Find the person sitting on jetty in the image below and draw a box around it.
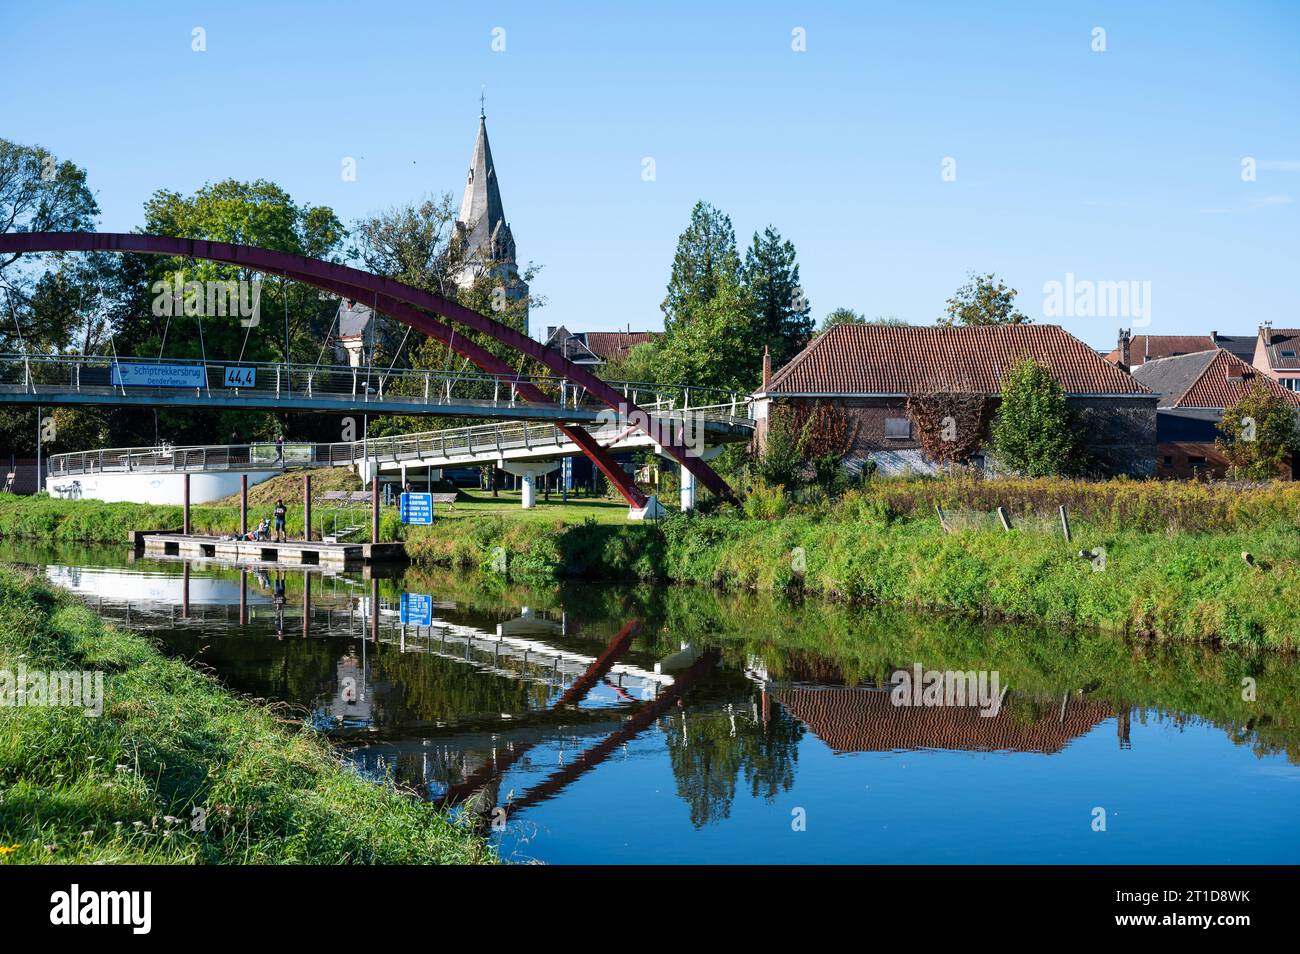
[273,499,287,542]
[254,517,271,542]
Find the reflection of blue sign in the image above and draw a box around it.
[400,492,433,525]
[112,361,207,388]
[400,593,432,626]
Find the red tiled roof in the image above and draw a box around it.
[1103,334,1215,367]
[765,324,1151,396]
[1258,329,1300,371]
[1160,349,1300,409]
[582,331,659,361]
[772,686,1112,755]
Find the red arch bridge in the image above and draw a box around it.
[0,232,753,517]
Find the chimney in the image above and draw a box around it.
[1117,328,1131,371]
[761,345,772,391]
[1210,330,1219,344]
[1262,322,1273,347]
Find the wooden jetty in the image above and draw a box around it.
[133,531,404,568]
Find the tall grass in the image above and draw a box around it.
[0,568,495,864]
[406,511,1300,649]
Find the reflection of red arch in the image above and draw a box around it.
[0,232,737,507]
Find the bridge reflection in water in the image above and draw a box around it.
[22,544,1300,863]
[43,558,1145,826]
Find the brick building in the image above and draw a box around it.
[1131,348,1300,479]
[752,323,1157,477]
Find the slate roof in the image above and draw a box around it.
[336,299,374,339]
[456,114,516,265]
[1132,349,1300,409]
[763,324,1151,396]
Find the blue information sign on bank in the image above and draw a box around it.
[400,593,432,626]
[399,492,433,525]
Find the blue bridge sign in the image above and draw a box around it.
[399,492,433,525]
[400,593,433,626]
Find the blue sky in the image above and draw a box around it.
[4,0,1297,350]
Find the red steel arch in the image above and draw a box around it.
[0,231,738,507]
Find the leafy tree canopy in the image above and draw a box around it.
[940,271,1031,326]
[990,358,1082,476]
[1216,382,1300,480]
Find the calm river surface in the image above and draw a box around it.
[11,541,1300,864]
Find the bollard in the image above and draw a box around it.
[1059,504,1072,542]
[997,506,1012,532]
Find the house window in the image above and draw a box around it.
[1188,455,1207,466]
[884,416,912,439]
[1282,350,1297,358]
[1285,378,1300,392]
[1163,455,1173,467]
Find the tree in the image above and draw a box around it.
[601,339,659,383]
[351,195,544,438]
[655,202,760,393]
[653,269,755,393]
[0,139,99,303]
[102,179,345,446]
[662,201,742,333]
[940,272,1031,326]
[817,309,908,334]
[1216,383,1300,480]
[742,226,812,369]
[989,359,1082,476]
[819,307,864,332]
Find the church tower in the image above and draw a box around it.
[454,106,529,335]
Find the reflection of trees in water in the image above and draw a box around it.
[659,699,803,829]
[367,649,553,726]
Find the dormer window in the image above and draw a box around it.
[1281,350,1296,358]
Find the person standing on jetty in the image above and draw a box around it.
[273,499,287,542]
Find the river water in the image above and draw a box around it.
[11,541,1300,864]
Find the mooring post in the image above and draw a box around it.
[303,472,312,542]
[303,572,311,639]
[183,473,191,535]
[935,504,950,533]
[371,475,380,543]
[997,506,1012,532]
[240,474,248,537]
[1059,504,1072,542]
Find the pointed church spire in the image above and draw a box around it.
[452,107,529,335]
[456,108,513,267]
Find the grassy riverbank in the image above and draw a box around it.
[0,567,495,864]
[404,491,1300,649]
[4,479,1299,648]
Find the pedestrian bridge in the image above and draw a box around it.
[0,351,741,423]
[45,402,754,512]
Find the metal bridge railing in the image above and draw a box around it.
[0,352,743,413]
[45,403,754,479]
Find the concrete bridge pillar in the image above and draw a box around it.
[680,467,696,513]
[500,460,561,509]
[670,445,723,514]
